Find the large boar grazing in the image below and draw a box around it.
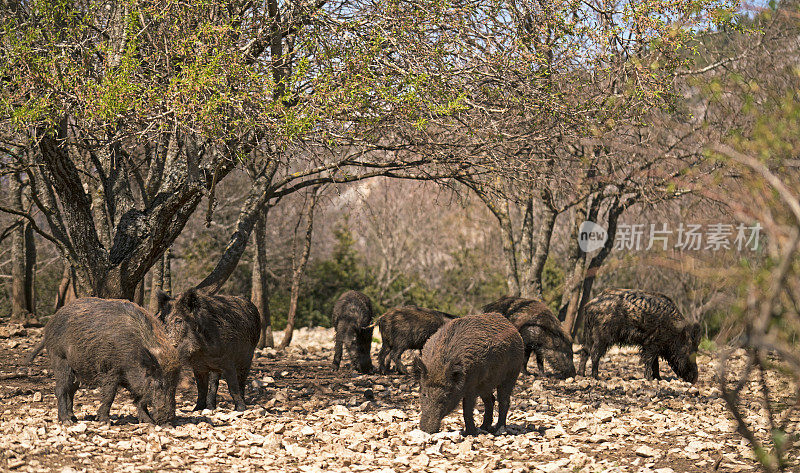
[157,288,260,411]
[27,298,180,425]
[331,290,375,373]
[578,288,701,383]
[413,313,524,435]
[375,306,456,375]
[482,296,575,378]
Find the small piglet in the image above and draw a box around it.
[414,313,524,435]
[157,288,260,411]
[28,297,181,425]
[578,288,701,382]
[331,290,375,374]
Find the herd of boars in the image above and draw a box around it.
[28,286,702,437]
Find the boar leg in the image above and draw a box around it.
[461,394,479,436]
[53,357,79,424]
[207,372,220,410]
[578,348,589,376]
[392,348,408,375]
[236,365,251,397]
[332,330,344,370]
[193,369,210,411]
[222,366,247,411]
[590,344,607,379]
[494,381,515,432]
[136,402,155,424]
[535,351,545,376]
[520,347,532,375]
[642,351,661,380]
[378,343,390,374]
[480,393,495,431]
[96,378,118,423]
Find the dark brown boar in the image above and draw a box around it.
[156,288,260,411]
[413,313,524,435]
[331,290,375,373]
[578,288,701,383]
[27,298,180,425]
[375,306,456,374]
[482,296,575,378]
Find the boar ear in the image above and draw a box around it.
[412,356,427,380]
[141,348,164,379]
[691,323,702,346]
[449,363,464,385]
[156,291,172,311]
[180,288,199,312]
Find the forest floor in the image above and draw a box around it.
[0,322,777,473]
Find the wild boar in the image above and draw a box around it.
[578,288,701,382]
[28,297,180,425]
[414,313,524,435]
[331,290,375,373]
[157,288,260,411]
[482,296,575,378]
[375,306,456,374]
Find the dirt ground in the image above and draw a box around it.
[0,323,772,473]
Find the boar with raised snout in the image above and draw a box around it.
[482,296,575,378]
[414,313,524,435]
[578,288,701,383]
[375,306,456,375]
[331,290,375,374]
[27,298,181,425]
[157,288,260,411]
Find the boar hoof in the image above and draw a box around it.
[234,403,246,412]
[461,427,488,437]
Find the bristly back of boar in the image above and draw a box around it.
[579,288,701,383]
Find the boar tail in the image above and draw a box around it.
[366,313,386,329]
[27,339,46,363]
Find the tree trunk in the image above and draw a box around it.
[163,248,172,294]
[24,221,36,317]
[9,173,27,321]
[496,200,521,296]
[559,192,598,333]
[134,278,145,306]
[521,196,557,299]
[55,266,77,310]
[148,252,165,314]
[278,188,320,350]
[570,196,634,338]
[252,210,274,348]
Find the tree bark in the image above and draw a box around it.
[521,195,557,299]
[559,192,597,333]
[134,278,145,306]
[163,248,172,294]
[24,221,36,317]
[55,266,77,310]
[9,173,27,321]
[278,188,320,350]
[148,252,165,314]
[252,210,274,348]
